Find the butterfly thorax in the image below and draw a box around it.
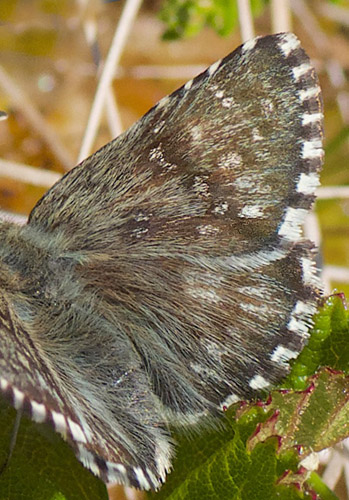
[0,221,78,303]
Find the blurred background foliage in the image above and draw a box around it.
[159,0,269,39]
[0,1,348,498]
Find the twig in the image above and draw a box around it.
[291,0,329,51]
[105,90,123,138]
[321,448,347,489]
[321,265,349,285]
[317,186,349,200]
[271,0,292,33]
[317,2,349,27]
[0,65,73,170]
[79,0,123,139]
[304,212,321,248]
[0,159,61,188]
[0,210,27,225]
[237,0,255,42]
[78,0,143,162]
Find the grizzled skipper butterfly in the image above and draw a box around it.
[0,33,323,489]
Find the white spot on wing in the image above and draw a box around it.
[240,302,269,316]
[285,298,318,342]
[242,37,258,52]
[252,128,263,141]
[262,98,274,116]
[68,418,87,443]
[238,285,271,300]
[36,372,49,391]
[270,345,299,365]
[299,86,321,102]
[278,33,300,57]
[16,352,31,371]
[278,207,308,240]
[106,461,128,483]
[239,205,264,218]
[134,467,151,490]
[287,316,309,337]
[187,287,221,303]
[301,256,320,287]
[13,387,24,409]
[149,144,177,170]
[51,410,67,435]
[302,139,323,159]
[297,172,320,195]
[190,362,222,380]
[234,175,255,190]
[135,211,150,222]
[208,59,221,76]
[145,468,159,487]
[249,375,271,390]
[156,95,170,110]
[219,152,242,169]
[220,393,240,410]
[191,125,202,142]
[222,97,234,108]
[213,201,228,215]
[31,400,47,423]
[74,411,93,442]
[184,79,193,91]
[154,120,165,134]
[293,300,317,317]
[0,378,8,391]
[133,227,149,238]
[302,113,323,126]
[78,444,100,477]
[193,176,210,197]
[155,437,172,482]
[197,224,219,235]
[202,337,228,360]
[221,247,287,271]
[292,62,312,81]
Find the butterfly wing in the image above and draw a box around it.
[29,32,323,404]
[1,33,323,488]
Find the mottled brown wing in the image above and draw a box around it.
[6,33,323,488]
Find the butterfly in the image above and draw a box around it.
[0,32,323,489]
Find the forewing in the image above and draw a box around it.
[29,34,322,257]
[17,33,325,485]
[29,33,323,408]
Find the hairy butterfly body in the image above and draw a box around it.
[0,33,323,489]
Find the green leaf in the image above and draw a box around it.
[148,369,348,500]
[159,0,269,40]
[307,473,340,500]
[270,370,349,453]
[0,398,108,500]
[285,294,349,390]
